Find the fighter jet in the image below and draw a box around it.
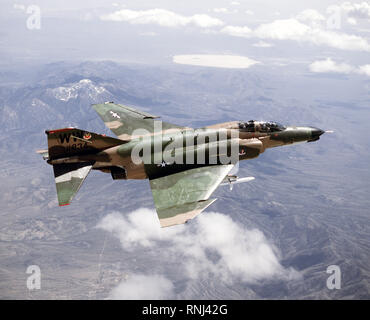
[37,102,326,227]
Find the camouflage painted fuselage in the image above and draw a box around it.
[39,103,325,227]
[76,122,322,180]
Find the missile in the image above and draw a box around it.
[221,176,255,190]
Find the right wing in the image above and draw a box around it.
[92,102,187,140]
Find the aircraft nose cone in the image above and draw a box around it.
[311,127,325,139]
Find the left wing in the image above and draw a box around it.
[149,164,234,227]
[92,102,187,140]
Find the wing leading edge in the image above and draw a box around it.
[149,164,234,227]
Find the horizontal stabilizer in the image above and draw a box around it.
[36,149,49,160]
[53,162,93,206]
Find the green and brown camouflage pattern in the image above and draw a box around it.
[149,165,233,227]
[53,162,93,206]
[92,102,187,140]
[38,102,325,227]
[46,127,124,160]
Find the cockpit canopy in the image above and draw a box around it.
[238,120,286,133]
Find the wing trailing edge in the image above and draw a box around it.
[157,199,217,227]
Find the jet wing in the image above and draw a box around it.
[149,164,234,227]
[92,102,187,140]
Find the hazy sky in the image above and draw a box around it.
[1,0,370,71]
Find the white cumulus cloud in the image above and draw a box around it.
[296,9,326,28]
[100,8,224,28]
[296,9,326,22]
[98,6,370,52]
[328,1,370,25]
[357,64,370,76]
[194,212,291,282]
[221,25,253,38]
[309,58,354,73]
[347,17,358,25]
[221,6,370,52]
[254,19,311,41]
[252,41,274,48]
[97,208,299,299]
[254,18,370,51]
[109,274,174,299]
[96,209,183,249]
[309,58,370,76]
[344,1,370,25]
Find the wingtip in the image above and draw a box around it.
[59,203,70,207]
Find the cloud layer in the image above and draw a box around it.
[329,1,370,25]
[309,58,354,74]
[309,58,370,76]
[109,274,174,300]
[97,208,299,299]
[222,16,370,52]
[99,5,370,52]
[100,8,224,28]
